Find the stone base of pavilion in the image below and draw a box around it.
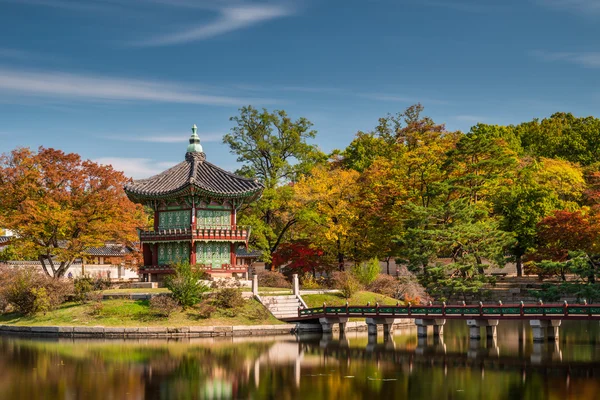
[138,265,250,282]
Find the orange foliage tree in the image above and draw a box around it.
[0,147,147,278]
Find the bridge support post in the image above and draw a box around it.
[365,318,396,336]
[467,319,499,340]
[414,319,446,337]
[530,320,561,342]
[319,317,349,333]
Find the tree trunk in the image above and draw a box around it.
[386,257,390,275]
[516,254,523,277]
[337,237,344,271]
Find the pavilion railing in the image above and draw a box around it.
[139,226,250,241]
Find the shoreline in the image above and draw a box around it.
[0,319,415,338]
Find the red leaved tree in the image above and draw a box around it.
[272,241,324,276]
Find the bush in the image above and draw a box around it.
[197,301,216,319]
[149,295,179,317]
[300,273,323,289]
[165,263,210,308]
[352,258,381,286]
[73,276,94,303]
[332,271,361,299]
[256,270,290,288]
[368,274,402,298]
[211,288,245,309]
[0,268,73,315]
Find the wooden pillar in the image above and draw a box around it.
[152,243,158,265]
[142,243,152,265]
[154,210,159,230]
[190,241,196,264]
[230,242,237,266]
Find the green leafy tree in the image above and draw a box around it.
[223,106,325,266]
[515,112,600,166]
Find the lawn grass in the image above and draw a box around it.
[302,291,400,308]
[0,298,283,327]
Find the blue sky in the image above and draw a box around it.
[1,0,599,178]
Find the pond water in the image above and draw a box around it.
[0,320,599,399]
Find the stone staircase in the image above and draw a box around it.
[261,295,304,319]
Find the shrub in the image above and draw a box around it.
[149,295,179,318]
[197,301,217,319]
[352,258,381,286]
[73,276,94,303]
[165,263,210,309]
[211,288,245,309]
[395,265,431,304]
[30,287,51,315]
[300,273,323,289]
[0,268,73,315]
[368,274,402,298]
[256,270,291,288]
[332,271,361,299]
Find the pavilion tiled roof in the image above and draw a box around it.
[0,236,11,244]
[124,152,263,201]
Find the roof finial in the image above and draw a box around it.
[186,123,203,154]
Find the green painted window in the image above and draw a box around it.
[196,209,231,228]
[196,242,230,268]
[158,210,191,230]
[157,242,190,265]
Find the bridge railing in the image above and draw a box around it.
[297,302,600,320]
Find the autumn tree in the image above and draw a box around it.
[271,240,324,276]
[0,147,147,278]
[492,158,583,276]
[532,210,600,282]
[223,106,325,265]
[293,165,360,271]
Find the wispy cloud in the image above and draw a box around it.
[532,50,600,68]
[95,157,178,179]
[135,3,294,46]
[100,132,223,143]
[0,67,275,105]
[535,0,600,14]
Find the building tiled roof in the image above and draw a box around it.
[0,236,11,244]
[85,245,133,257]
[124,152,263,200]
[235,248,262,258]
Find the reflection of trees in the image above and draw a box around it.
[0,328,599,400]
[0,338,272,400]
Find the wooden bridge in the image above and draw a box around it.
[283,302,600,341]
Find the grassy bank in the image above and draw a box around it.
[0,298,282,327]
[102,287,291,295]
[302,291,400,308]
